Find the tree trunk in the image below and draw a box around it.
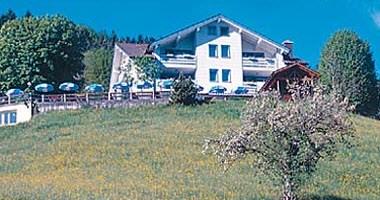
[152,79,156,105]
[282,176,297,200]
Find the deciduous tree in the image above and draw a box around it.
[0,15,90,90]
[83,48,113,88]
[204,84,354,200]
[134,56,161,99]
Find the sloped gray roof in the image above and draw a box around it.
[151,14,289,53]
[117,43,150,57]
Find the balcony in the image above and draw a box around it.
[157,54,196,69]
[242,57,277,69]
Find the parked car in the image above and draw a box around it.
[234,85,257,95]
[136,81,153,90]
[234,86,249,94]
[209,86,227,94]
[160,79,173,90]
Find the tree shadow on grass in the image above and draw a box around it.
[301,194,352,200]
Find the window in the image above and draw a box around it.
[221,45,230,58]
[220,27,229,36]
[252,52,265,58]
[10,112,16,124]
[208,26,217,35]
[209,69,218,82]
[242,52,265,58]
[3,112,9,125]
[222,69,231,82]
[209,44,218,58]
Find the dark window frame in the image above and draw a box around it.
[221,45,231,58]
[209,68,219,82]
[220,27,229,36]
[207,26,217,36]
[208,44,218,58]
[222,69,231,82]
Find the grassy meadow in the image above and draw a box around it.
[0,101,379,199]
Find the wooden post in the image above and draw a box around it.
[277,80,280,91]
[42,94,45,103]
[152,91,155,105]
[8,96,11,104]
[108,92,111,101]
[63,94,67,103]
[85,93,89,104]
[152,79,156,105]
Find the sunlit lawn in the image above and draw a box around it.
[0,101,379,199]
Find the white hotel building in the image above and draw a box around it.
[110,14,294,93]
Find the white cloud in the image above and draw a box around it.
[371,11,380,28]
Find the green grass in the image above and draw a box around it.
[0,101,379,199]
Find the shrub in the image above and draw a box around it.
[169,73,198,105]
[203,84,355,200]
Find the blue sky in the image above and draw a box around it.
[1,0,380,73]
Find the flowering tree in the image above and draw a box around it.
[203,84,355,200]
[134,56,161,100]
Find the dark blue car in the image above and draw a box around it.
[234,86,248,94]
[209,86,227,94]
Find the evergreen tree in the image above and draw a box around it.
[110,30,118,47]
[24,10,33,18]
[0,9,16,28]
[319,30,378,116]
[148,37,156,43]
[137,34,144,44]
[169,73,198,105]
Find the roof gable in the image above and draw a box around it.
[151,14,289,53]
[260,63,320,91]
[116,43,150,57]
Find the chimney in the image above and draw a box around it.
[282,40,294,58]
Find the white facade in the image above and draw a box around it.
[109,45,134,90]
[110,14,290,93]
[0,103,32,127]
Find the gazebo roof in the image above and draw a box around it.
[260,62,320,92]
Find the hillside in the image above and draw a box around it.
[0,101,379,199]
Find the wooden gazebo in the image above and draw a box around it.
[260,62,320,96]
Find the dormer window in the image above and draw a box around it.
[220,27,229,36]
[208,26,217,36]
